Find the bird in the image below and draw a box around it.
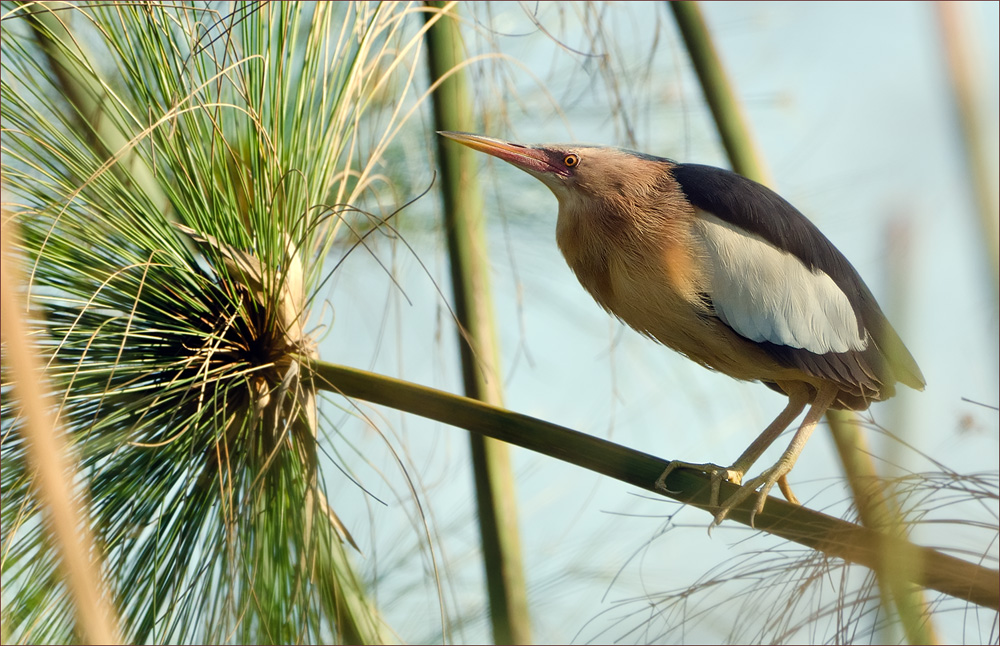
[439,131,926,526]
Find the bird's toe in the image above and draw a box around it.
[776,473,799,505]
[714,463,793,527]
[656,460,743,509]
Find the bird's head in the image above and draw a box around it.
[438,131,675,214]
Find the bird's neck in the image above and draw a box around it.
[555,199,617,308]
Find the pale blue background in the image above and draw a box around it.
[321,2,999,643]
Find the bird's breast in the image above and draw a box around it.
[556,199,706,345]
[556,194,701,309]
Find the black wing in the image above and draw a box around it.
[672,163,925,403]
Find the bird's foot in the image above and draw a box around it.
[712,461,796,527]
[655,460,744,509]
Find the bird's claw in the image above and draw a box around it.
[656,460,800,528]
[711,462,792,527]
[655,460,744,509]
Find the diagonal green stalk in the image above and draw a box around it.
[669,2,939,641]
[668,1,771,184]
[828,411,939,645]
[936,2,1000,301]
[423,3,531,643]
[309,359,999,611]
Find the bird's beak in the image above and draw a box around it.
[438,131,563,176]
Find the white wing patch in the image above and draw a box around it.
[694,211,867,354]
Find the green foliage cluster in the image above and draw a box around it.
[1,3,430,641]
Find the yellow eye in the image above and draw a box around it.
[563,154,579,168]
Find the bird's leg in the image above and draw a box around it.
[713,383,839,527]
[721,386,810,495]
[654,388,808,507]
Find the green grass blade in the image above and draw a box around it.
[423,3,531,643]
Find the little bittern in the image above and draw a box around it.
[440,131,925,525]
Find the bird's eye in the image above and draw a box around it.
[563,154,579,168]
